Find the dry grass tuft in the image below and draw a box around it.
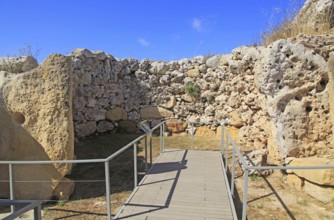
[261,0,334,46]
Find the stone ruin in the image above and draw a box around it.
[0,0,333,204]
[0,54,74,200]
[69,37,334,165]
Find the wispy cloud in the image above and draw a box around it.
[191,16,217,32]
[192,18,203,32]
[138,38,150,46]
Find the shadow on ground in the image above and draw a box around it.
[67,132,147,200]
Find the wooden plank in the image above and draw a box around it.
[115,149,234,220]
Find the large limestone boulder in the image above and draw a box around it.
[304,180,334,203]
[254,40,332,161]
[106,107,127,121]
[288,157,334,186]
[1,54,74,175]
[0,98,74,200]
[328,54,334,152]
[0,56,38,73]
[293,0,334,31]
[75,121,97,137]
[140,106,173,119]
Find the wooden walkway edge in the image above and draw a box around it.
[114,149,236,220]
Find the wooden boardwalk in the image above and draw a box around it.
[115,149,236,220]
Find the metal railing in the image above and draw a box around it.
[0,200,42,220]
[3,120,331,219]
[220,124,334,220]
[0,121,166,220]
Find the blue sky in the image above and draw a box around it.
[0,0,303,63]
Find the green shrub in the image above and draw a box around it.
[250,174,258,181]
[57,200,65,206]
[184,81,200,97]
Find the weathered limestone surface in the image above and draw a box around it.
[254,39,333,163]
[304,180,334,203]
[0,98,74,200]
[288,157,334,186]
[2,54,74,175]
[140,106,173,119]
[293,0,334,31]
[286,174,303,191]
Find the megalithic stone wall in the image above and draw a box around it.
[69,35,334,165]
[0,54,75,200]
[328,53,334,148]
[0,35,333,202]
[2,54,74,176]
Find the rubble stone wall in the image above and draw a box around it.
[70,34,334,165]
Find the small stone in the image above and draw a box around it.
[206,55,222,69]
[76,121,97,138]
[106,107,127,121]
[97,121,115,133]
[186,68,200,78]
[166,119,188,133]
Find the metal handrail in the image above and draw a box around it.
[220,124,334,220]
[0,121,166,220]
[106,134,146,161]
[0,158,107,165]
[225,131,247,168]
[0,200,42,220]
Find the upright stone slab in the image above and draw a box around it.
[0,98,74,200]
[2,54,74,175]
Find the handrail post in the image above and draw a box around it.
[231,144,236,197]
[160,124,163,154]
[104,161,111,220]
[134,143,138,188]
[144,135,148,173]
[34,203,42,220]
[162,122,165,152]
[225,134,229,169]
[149,133,153,167]
[242,168,249,220]
[191,123,194,150]
[221,125,224,155]
[9,164,14,213]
